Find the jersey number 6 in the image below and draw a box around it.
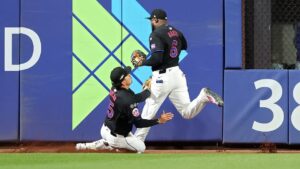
[170,40,178,58]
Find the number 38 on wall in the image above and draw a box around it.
[253,79,300,132]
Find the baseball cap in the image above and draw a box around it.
[110,66,132,86]
[146,9,168,20]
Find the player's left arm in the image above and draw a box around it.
[142,52,164,67]
[133,89,151,103]
[133,112,174,128]
[142,33,164,67]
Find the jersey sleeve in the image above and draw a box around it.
[142,33,165,67]
[133,117,159,128]
[134,89,151,103]
[180,33,188,50]
[149,32,165,53]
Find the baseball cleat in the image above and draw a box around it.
[204,88,224,107]
[75,143,87,150]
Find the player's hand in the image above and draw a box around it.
[131,50,146,68]
[143,78,152,90]
[158,112,174,124]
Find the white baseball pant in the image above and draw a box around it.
[83,124,146,153]
[134,66,209,141]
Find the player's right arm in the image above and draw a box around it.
[181,33,188,50]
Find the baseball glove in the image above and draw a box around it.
[131,50,146,67]
[142,78,152,90]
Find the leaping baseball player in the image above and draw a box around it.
[131,9,224,141]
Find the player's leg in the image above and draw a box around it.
[75,139,112,150]
[123,133,146,153]
[134,73,170,141]
[96,125,135,151]
[170,88,223,119]
[167,67,205,119]
[169,69,223,119]
[134,93,168,141]
[168,83,209,119]
[101,132,146,153]
[75,125,113,150]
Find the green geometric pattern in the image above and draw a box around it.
[114,36,148,67]
[72,57,89,91]
[73,0,128,51]
[72,76,108,130]
[73,17,108,71]
[94,57,120,88]
[72,0,147,130]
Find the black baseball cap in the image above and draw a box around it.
[146,9,168,20]
[110,66,132,87]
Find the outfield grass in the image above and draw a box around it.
[0,153,300,169]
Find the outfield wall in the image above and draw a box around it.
[0,0,20,141]
[0,0,299,144]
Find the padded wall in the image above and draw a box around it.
[0,0,20,141]
[223,70,288,143]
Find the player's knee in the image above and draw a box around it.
[136,143,146,153]
[182,114,193,119]
[180,111,193,119]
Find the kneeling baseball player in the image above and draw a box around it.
[76,66,173,153]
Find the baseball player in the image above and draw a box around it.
[76,66,173,153]
[132,9,224,141]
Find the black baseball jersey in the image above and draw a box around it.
[144,24,187,71]
[104,88,159,137]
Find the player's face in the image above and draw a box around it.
[123,74,132,87]
[150,18,157,31]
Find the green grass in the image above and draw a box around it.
[0,153,300,169]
